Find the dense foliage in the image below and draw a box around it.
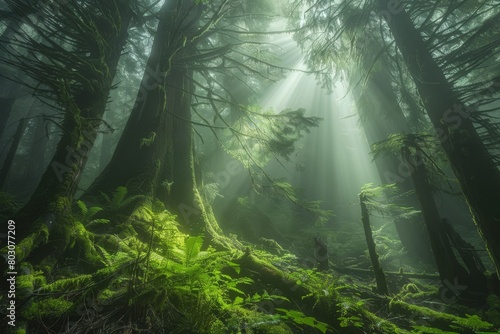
[0,0,500,333]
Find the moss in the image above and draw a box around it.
[0,191,20,218]
[209,319,229,333]
[484,294,500,326]
[37,256,57,276]
[95,234,123,252]
[255,323,293,334]
[40,274,92,293]
[363,309,411,334]
[49,196,72,215]
[14,224,49,263]
[97,288,127,306]
[17,267,46,299]
[403,283,420,294]
[71,228,103,265]
[22,297,73,319]
[389,300,493,332]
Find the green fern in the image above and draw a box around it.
[100,186,146,212]
[75,200,107,227]
[184,236,204,266]
[276,308,330,333]
[360,183,418,218]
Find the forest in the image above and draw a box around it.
[0,0,500,333]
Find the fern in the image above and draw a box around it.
[360,183,418,218]
[111,186,128,209]
[75,200,105,227]
[100,186,146,212]
[202,183,223,204]
[184,235,204,266]
[276,308,330,333]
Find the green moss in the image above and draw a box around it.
[23,297,73,319]
[389,300,493,332]
[37,256,57,276]
[255,323,293,334]
[17,268,46,299]
[0,191,20,218]
[40,274,92,293]
[72,229,102,265]
[483,294,500,326]
[50,196,72,213]
[14,224,49,263]
[209,319,229,333]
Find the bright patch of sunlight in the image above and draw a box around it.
[260,33,381,223]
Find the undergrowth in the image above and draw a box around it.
[4,189,499,334]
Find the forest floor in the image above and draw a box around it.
[2,196,500,334]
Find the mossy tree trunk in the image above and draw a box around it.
[86,1,201,203]
[86,1,233,245]
[10,0,134,264]
[376,0,500,277]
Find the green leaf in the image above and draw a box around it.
[184,235,203,266]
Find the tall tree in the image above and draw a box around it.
[375,0,500,276]
[3,0,135,263]
[286,0,500,276]
[349,36,432,261]
[87,0,323,238]
[86,0,210,230]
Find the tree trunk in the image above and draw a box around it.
[0,117,25,189]
[85,2,205,222]
[14,1,134,248]
[0,18,22,142]
[314,236,330,271]
[350,54,432,261]
[377,0,500,277]
[85,2,236,247]
[403,147,470,290]
[98,128,113,173]
[0,97,15,141]
[86,1,190,201]
[24,116,48,182]
[359,192,389,295]
[443,219,487,290]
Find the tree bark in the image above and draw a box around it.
[0,18,22,142]
[0,97,15,141]
[0,117,25,189]
[24,116,48,182]
[359,192,389,295]
[350,50,432,261]
[86,1,185,200]
[403,147,470,290]
[443,219,487,290]
[15,1,134,244]
[85,1,210,232]
[377,0,500,277]
[98,128,113,174]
